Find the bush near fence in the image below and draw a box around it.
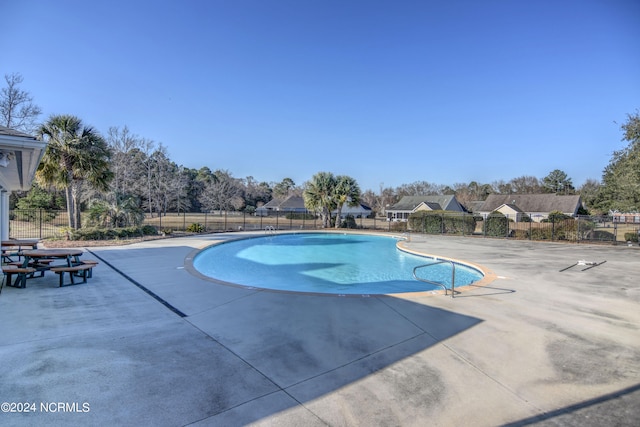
[408,211,476,235]
[7,209,633,245]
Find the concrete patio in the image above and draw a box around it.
[0,232,639,426]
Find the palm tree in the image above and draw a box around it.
[303,172,337,228]
[87,194,144,228]
[333,175,361,228]
[37,115,112,229]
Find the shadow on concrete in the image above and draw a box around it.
[454,283,516,298]
[88,245,485,424]
[502,382,640,427]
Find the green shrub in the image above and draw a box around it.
[528,220,580,241]
[186,223,205,233]
[624,232,638,242]
[511,229,529,239]
[575,218,597,240]
[541,210,571,223]
[408,211,475,234]
[285,212,316,220]
[485,212,509,237]
[390,221,407,232]
[589,230,615,241]
[68,225,155,241]
[141,225,158,235]
[530,227,552,240]
[340,215,357,229]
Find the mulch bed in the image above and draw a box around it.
[39,235,172,249]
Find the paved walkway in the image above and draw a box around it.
[0,232,639,426]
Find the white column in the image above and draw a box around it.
[1,190,9,241]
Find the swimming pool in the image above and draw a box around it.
[192,233,484,295]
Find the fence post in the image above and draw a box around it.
[39,209,43,239]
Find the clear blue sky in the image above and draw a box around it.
[2,0,639,192]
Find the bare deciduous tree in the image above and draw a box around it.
[0,72,42,134]
[199,170,244,213]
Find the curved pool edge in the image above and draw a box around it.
[395,240,498,297]
[183,230,496,298]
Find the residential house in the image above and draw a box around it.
[332,202,372,219]
[256,195,372,219]
[0,126,47,240]
[476,194,583,222]
[386,195,466,222]
[611,211,640,224]
[255,195,308,216]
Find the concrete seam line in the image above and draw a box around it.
[86,249,187,318]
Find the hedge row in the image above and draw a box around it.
[408,211,476,234]
[68,225,158,240]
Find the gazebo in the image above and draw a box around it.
[0,126,47,240]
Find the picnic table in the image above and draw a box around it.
[1,239,40,262]
[1,239,40,249]
[3,248,96,288]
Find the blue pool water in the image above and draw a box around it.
[193,233,483,295]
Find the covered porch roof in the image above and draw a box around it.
[0,125,47,240]
[0,125,47,192]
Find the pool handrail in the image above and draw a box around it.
[412,259,456,298]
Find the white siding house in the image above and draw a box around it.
[0,126,47,240]
[387,195,465,222]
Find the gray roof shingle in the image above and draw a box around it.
[478,194,582,214]
[0,125,37,139]
[390,195,457,211]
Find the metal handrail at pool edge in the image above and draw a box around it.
[412,260,456,298]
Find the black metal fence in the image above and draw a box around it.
[8,209,635,244]
[401,212,629,243]
[9,210,70,240]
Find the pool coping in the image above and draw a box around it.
[4,232,639,425]
[183,230,497,298]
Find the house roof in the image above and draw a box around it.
[259,197,283,209]
[258,195,307,211]
[0,125,37,139]
[478,194,582,214]
[389,195,457,211]
[279,195,306,210]
[416,201,442,210]
[333,203,372,214]
[498,203,525,213]
[467,200,486,213]
[0,125,47,192]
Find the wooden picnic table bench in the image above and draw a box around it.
[2,265,37,288]
[50,264,95,287]
[2,249,98,288]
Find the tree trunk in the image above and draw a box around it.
[71,181,82,229]
[334,207,343,228]
[322,207,331,228]
[65,186,75,229]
